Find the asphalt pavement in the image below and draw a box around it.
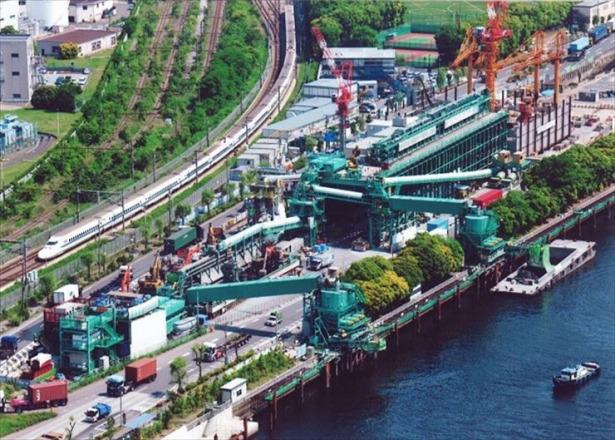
[7,294,304,440]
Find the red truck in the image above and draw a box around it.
[106,358,157,397]
[9,381,68,412]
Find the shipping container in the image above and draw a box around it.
[589,24,608,44]
[471,188,503,209]
[52,284,79,305]
[568,37,590,54]
[27,381,68,405]
[163,227,198,254]
[125,358,157,385]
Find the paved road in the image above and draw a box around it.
[1,134,55,170]
[3,201,246,352]
[7,294,305,440]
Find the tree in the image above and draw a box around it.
[0,25,18,34]
[55,82,80,112]
[155,218,165,240]
[201,189,214,212]
[103,415,116,440]
[592,15,600,25]
[221,182,236,198]
[174,204,191,225]
[65,416,76,440]
[139,220,152,250]
[343,256,393,282]
[81,252,95,279]
[191,343,205,380]
[38,273,57,305]
[356,270,409,315]
[59,42,79,59]
[170,356,188,392]
[31,86,57,110]
[240,169,258,196]
[392,253,424,289]
[436,67,448,89]
[403,234,463,286]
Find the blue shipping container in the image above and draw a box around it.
[568,36,589,53]
[589,24,608,43]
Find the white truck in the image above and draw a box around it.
[307,251,334,271]
[52,284,79,305]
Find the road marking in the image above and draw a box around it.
[183,351,191,357]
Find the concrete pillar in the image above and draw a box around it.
[325,362,331,389]
[416,312,422,334]
[437,297,442,322]
[456,286,462,311]
[243,417,248,440]
[394,321,399,348]
[298,378,305,406]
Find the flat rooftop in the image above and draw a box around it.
[328,47,396,60]
[38,29,117,44]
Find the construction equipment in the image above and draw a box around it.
[312,26,354,151]
[138,254,163,294]
[451,27,481,95]
[481,0,512,110]
[119,265,133,292]
[512,30,567,106]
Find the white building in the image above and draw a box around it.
[26,0,70,29]
[321,47,396,80]
[573,0,615,27]
[0,33,35,102]
[303,78,359,100]
[0,0,20,31]
[69,0,114,23]
[38,28,118,57]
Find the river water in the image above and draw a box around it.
[257,215,615,440]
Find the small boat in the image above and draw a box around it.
[553,362,600,390]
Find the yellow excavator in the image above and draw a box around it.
[138,253,164,294]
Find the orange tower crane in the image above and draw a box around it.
[450,27,480,95]
[312,26,354,150]
[512,30,567,106]
[481,0,512,110]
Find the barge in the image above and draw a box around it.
[491,239,596,296]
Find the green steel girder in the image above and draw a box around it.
[185,274,321,303]
[382,111,509,178]
[371,93,491,163]
[389,196,468,215]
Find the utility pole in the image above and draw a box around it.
[120,189,125,231]
[167,189,173,229]
[194,151,199,186]
[76,186,80,223]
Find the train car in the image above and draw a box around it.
[37,3,297,262]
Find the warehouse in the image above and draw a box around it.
[302,78,359,100]
[320,47,396,80]
[37,28,119,56]
[262,101,358,141]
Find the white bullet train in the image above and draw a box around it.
[38,5,297,261]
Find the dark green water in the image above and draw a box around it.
[258,216,615,440]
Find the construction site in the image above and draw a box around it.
[1,1,614,439]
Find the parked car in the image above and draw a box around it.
[352,237,370,252]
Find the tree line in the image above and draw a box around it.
[436,1,573,64]
[343,233,464,315]
[309,0,407,47]
[492,134,615,237]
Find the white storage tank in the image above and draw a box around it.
[26,0,69,29]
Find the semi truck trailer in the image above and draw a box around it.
[106,358,157,396]
[9,381,68,412]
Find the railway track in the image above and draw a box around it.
[0,252,41,287]
[0,1,295,290]
[202,0,226,73]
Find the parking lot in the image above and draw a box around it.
[40,69,89,88]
